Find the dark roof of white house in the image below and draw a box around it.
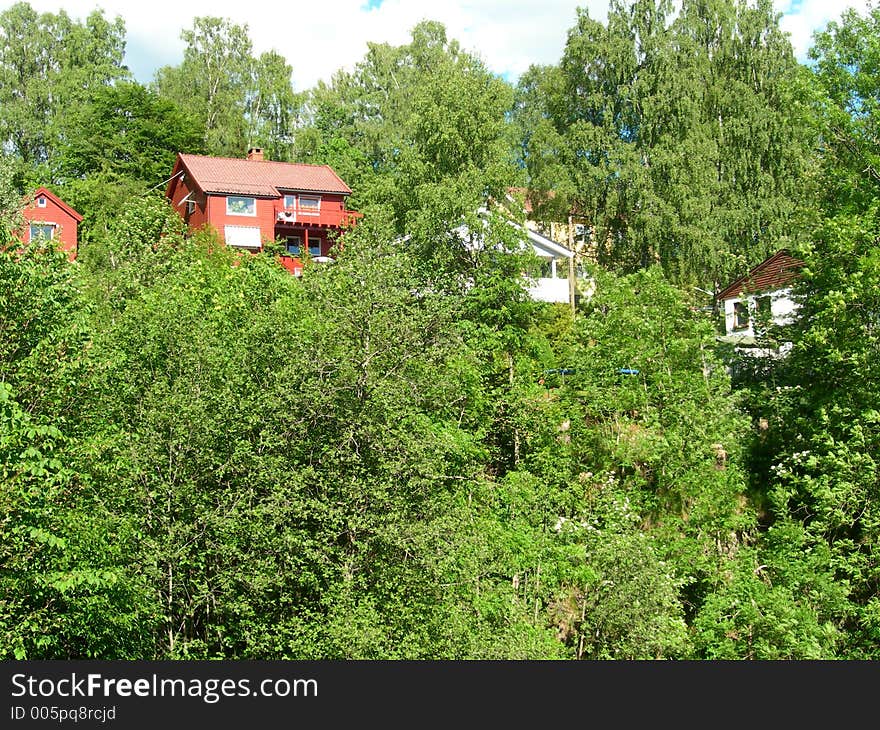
[717,249,804,300]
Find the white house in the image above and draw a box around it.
[447,210,578,306]
[522,226,575,305]
[716,249,804,350]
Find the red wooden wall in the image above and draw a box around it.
[21,190,80,261]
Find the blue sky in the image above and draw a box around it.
[7,0,869,90]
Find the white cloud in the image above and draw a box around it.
[4,0,872,89]
[3,0,605,88]
[774,0,869,60]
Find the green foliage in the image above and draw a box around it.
[77,192,189,278]
[571,267,751,524]
[0,239,82,403]
[578,529,690,659]
[0,155,23,245]
[734,4,880,660]
[516,0,815,288]
[54,82,204,189]
[59,229,513,657]
[0,241,154,658]
[551,268,758,658]
[153,17,253,156]
[748,210,880,658]
[0,380,155,659]
[4,0,880,661]
[809,3,880,212]
[1,193,866,660]
[0,2,127,183]
[247,50,303,162]
[304,21,518,236]
[693,543,839,659]
[154,17,302,159]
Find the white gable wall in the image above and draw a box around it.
[722,288,798,337]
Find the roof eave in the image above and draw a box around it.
[715,250,801,301]
[524,227,573,258]
[30,186,83,222]
[165,155,195,200]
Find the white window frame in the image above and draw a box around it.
[29,222,56,242]
[37,196,47,208]
[226,196,257,217]
[283,194,296,210]
[298,195,321,215]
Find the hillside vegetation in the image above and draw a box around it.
[1,0,879,658]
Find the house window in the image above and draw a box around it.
[29,223,55,242]
[733,301,750,330]
[226,196,256,216]
[186,200,196,216]
[308,238,322,257]
[223,225,262,249]
[285,236,301,255]
[37,196,47,208]
[283,194,296,209]
[299,196,321,215]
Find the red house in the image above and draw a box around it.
[165,148,360,274]
[20,187,82,261]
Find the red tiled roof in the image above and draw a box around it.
[716,249,805,300]
[178,153,352,197]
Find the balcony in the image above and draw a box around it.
[274,202,362,229]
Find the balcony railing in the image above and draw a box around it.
[527,276,570,304]
[274,203,362,228]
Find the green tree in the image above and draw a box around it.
[304,21,518,237]
[50,82,204,246]
[0,240,154,659]
[155,17,301,159]
[245,51,302,162]
[748,211,880,658]
[154,17,254,157]
[517,0,814,289]
[548,267,757,657]
[0,2,127,184]
[0,155,23,245]
[732,2,880,660]
[64,227,496,657]
[54,81,204,188]
[809,3,880,212]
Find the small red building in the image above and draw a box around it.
[21,187,82,261]
[165,148,360,274]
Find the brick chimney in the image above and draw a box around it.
[247,147,265,161]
